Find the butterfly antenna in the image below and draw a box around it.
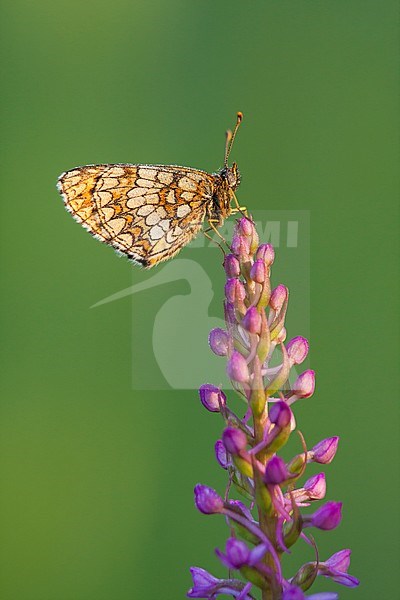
[224,111,243,167]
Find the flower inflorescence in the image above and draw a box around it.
[188,218,358,600]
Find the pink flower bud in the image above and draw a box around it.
[264,456,290,484]
[242,306,262,334]
[306,501,343,530]
[214,439,231,469]
[303,472,326,500]
[198,384,226,412]
[269,401,292,427]
[250,259,266,283]
[225,278,246,304]
[194,484,224,514]
[223,538,250,568]
[256,243,275,266]
[286,336,309,364]
[237,217,254,237]
[227,351,249,382]
[310,437,339,464]
[293,370,315,399]
[222,427,247,455]
[231,234,250,258]
[270,284,288,311]
[208,328,230,356]
[223,254,241,278]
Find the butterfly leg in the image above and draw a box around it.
[203,227,226,257]
[231,192,248,217]
[207,219,232,250]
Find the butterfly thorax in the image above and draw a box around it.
[209,163,241,225]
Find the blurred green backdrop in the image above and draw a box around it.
[0,1,398,598]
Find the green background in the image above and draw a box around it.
[0,1,398,598]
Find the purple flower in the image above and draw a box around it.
[209,328,230,356]
[189,215,357,598]
[283,587,338,600]
[256,243,275,265]
[319,549,360,587]
[270,284,288,311]
[289,370,315,402]
[225,278,246,304]
[242,306,262,333]
[286,336,309,365]
[264,456,291,484]
[215,439,231,469]
[222,427,248,455]
[216,538,269,571]
[269,400,292,427]
[187,567,253,598]
[216,538,250,569]
[194,484,224,514]
[224,253,241,278]
[227,499,256,522]
[198,384,226,412]
[309,437,339,464]
[227,350,249,382]
[304,501,343,530]
[237,217,254,237]
[250,259,266,283]
[301,472,327,501]
[231,233,251,259]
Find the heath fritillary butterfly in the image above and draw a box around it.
[57,113,243,268]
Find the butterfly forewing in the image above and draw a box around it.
[58,164,216,267]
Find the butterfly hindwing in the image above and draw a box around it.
[57,164,215,267]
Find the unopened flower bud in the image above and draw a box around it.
[227,350,249,382]
[305,501,343,530]
[223,254,241,278]
[237,217,254,237]
[270,284,288,311]
[231,234,251,258]
[215,439,231,469]
[242,306,262,334]
[222,427,247,455]
[269,401,292,428]
[303,472,326,500]
[194,484,224,514]
[293,370,315,399]
[224,538,250,568]
[208,328,230,356]
[286,336,309,365]
[250,259,266,283]
[264,456,291,484]
[256,243,275,266]
[310,437,339,464]
[198,384,226,412]
[225,278,246,304]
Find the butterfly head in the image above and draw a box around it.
[220,162,241,190]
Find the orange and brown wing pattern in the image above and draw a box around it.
[57,164,215,267]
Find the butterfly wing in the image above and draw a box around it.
[57,164,216,267]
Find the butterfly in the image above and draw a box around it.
[57,112,243,268]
